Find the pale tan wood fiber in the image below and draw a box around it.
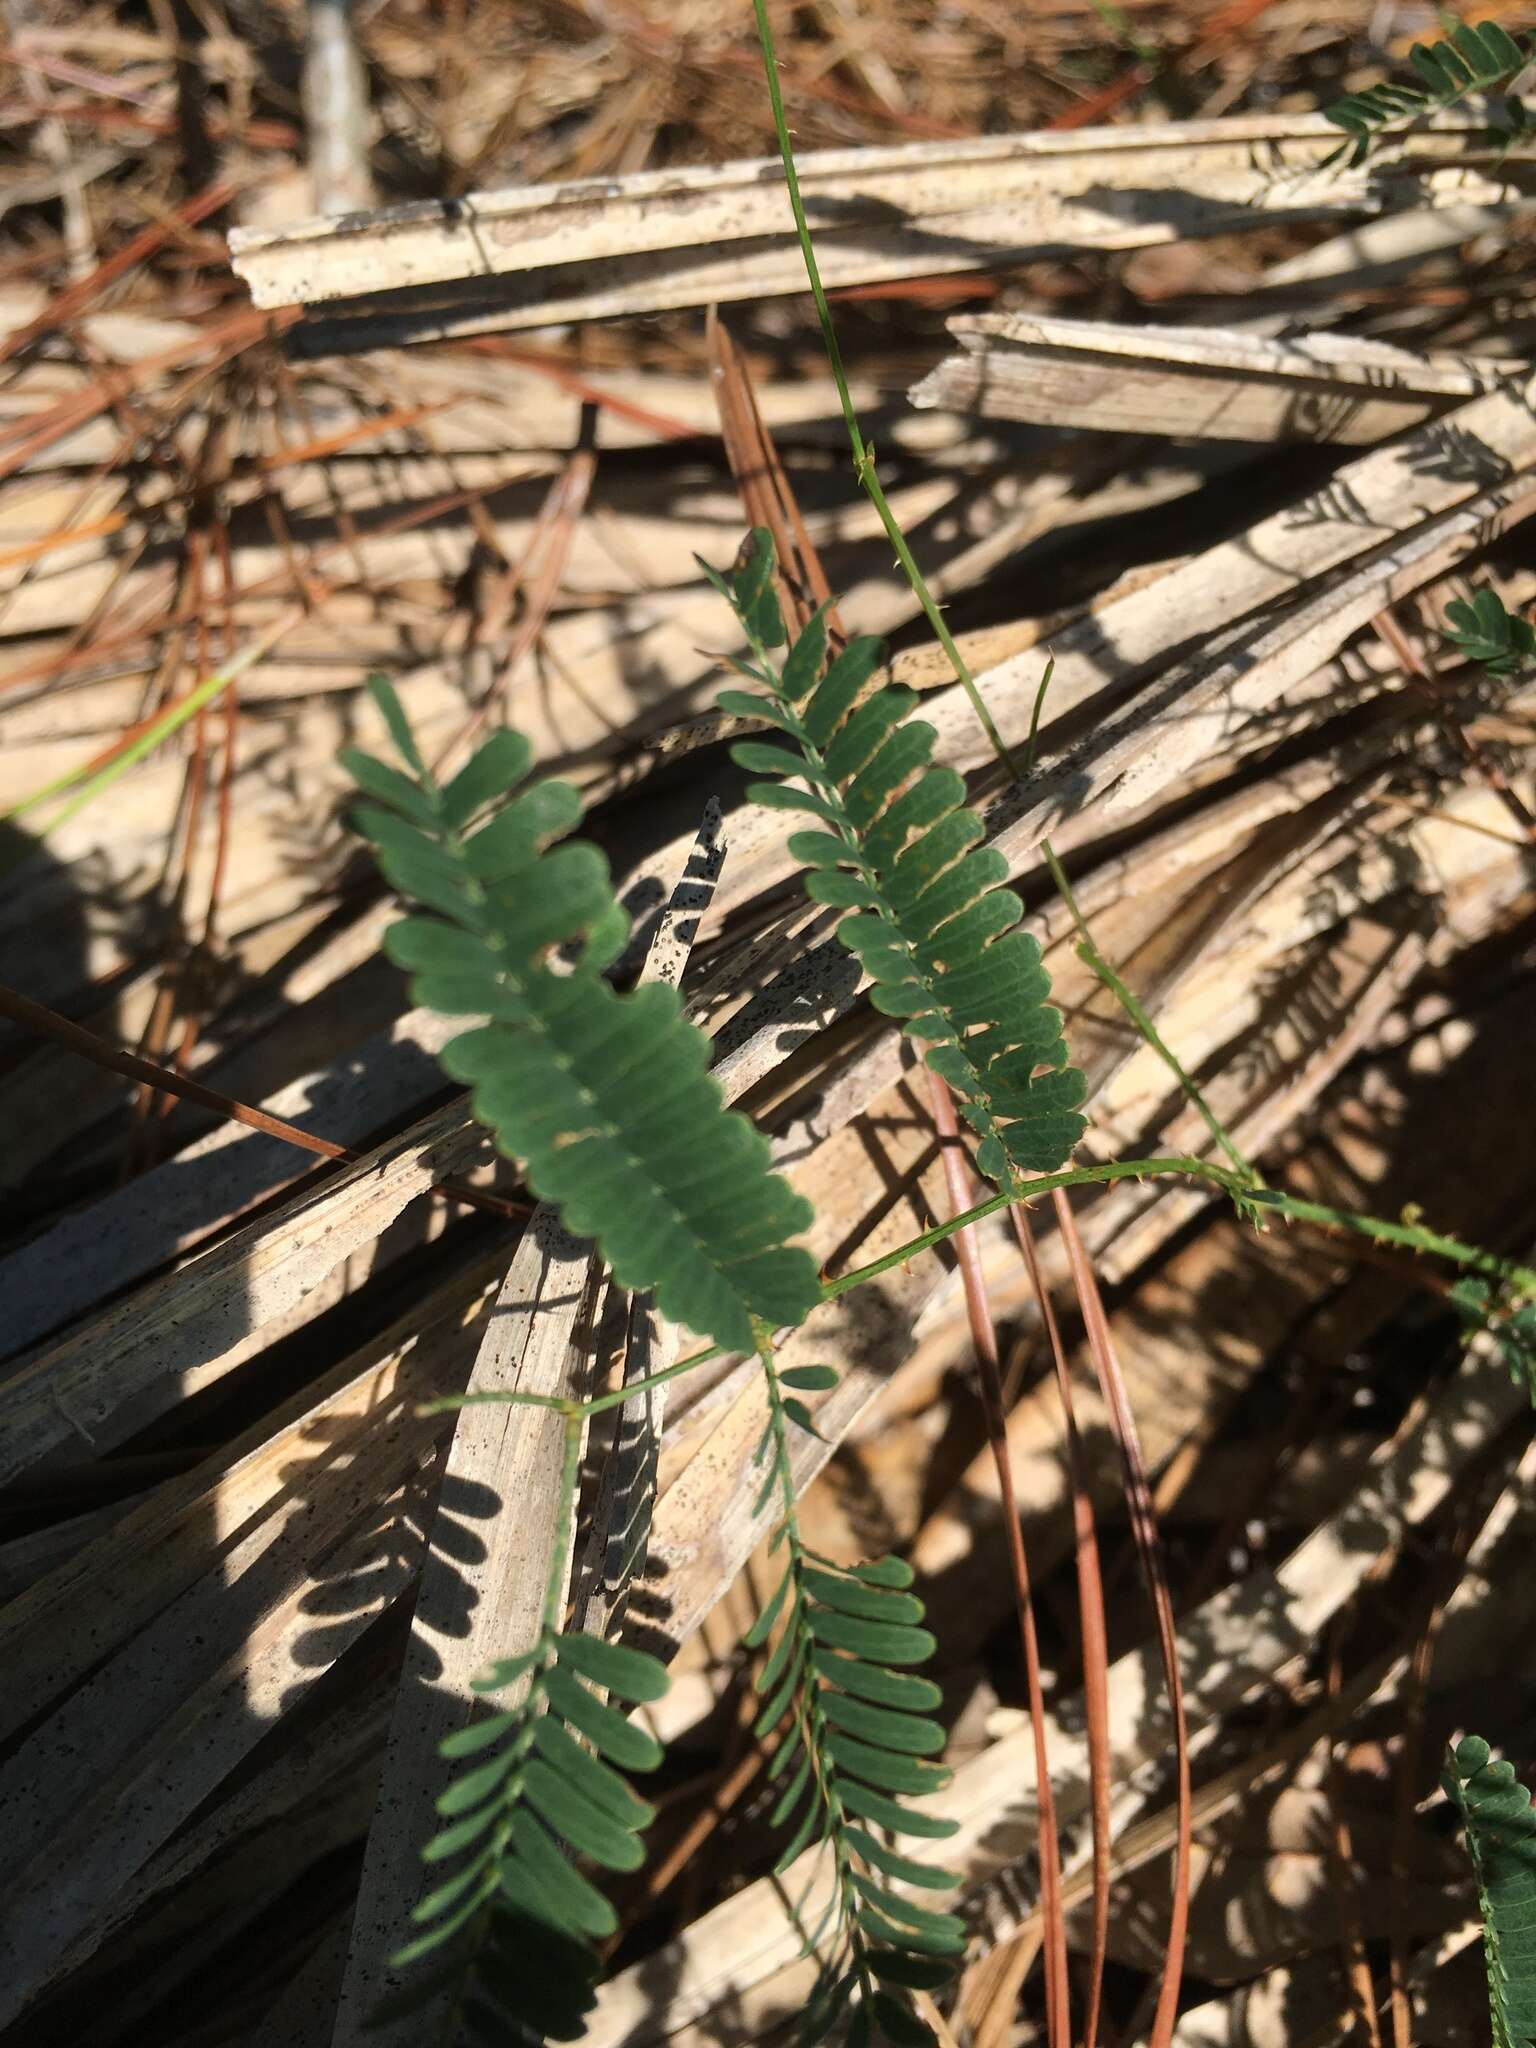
[0,1413,458,2023]
[912,312,1517,443]
[229,113,1528,336]
[0,1253,503,1743]
[0,1098,482,1486]
[330,1206,603,2047]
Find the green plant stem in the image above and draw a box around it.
[747,4,1261,1192]
[543,1413,585,1632]
[1024,655,1055,773]
[425,1345,723,1420]
[747,0,1017,777]
[824,1154,1236,1294]
[828,1158,1536,1302]
[5,605,299,835]
[434,1160,1536,1421]
[1243,1188,1536,1293]
[1040,839,1258,1184]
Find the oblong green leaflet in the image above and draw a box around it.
[554,1629,670,1704]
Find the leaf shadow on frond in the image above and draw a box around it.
[1407,420,1514,493]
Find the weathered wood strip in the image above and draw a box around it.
[0,1251,502,1741]
[329,1207,603,2048]
[0,1099,480,1486]
[912,313,1517,443]
[228,113,1527,343]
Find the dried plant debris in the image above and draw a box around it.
[2,5,1536,2048]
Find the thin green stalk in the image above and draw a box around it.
[1040,839,1258,1184]
[1244,1188,1536,1295]
[1024,655,1055,774]
[747,5,1262,1195]
[543,1413,585,1631]
[431,1157,1536,1423]
[826,1158,1536,1303]
[748,0,1017,777]
[5,606,297,836]
[424,1345,723,1420]
[824,1154,1237,1294]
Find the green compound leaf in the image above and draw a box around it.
[754,1649,807,1741]
[783,1395,828,1439]
[434,1748,519,1818]
[713,529,1086,1193]
[530,1716,655,1829]
[780,1364,841,1392]
[439,728,533,828]
[382,1624,671,2039]
[505,1810,618,1940]
[800,1565,925,1626]
[850,1876,966,1947]
[470,1647,542,1694]
[745,1566,797,1649]
[770,1747,816,1829]
[845,1829,961,1891]
[523,1759,647,1871]
[1321,23,1535,165]
[439,1710,521,1760]
[805,1606,937,1666]
[475,1913,600,2044]
[748,1519,961,2046]
[867,1949,958,1992]
[423,1806,501,1864]
[1444,1735,1536,2048]
[1443,588,1536,679]
[843,1555,916,1589]
[872,1989,942,2048]
[344,675,821,1358]
[811,1646,943,1713]
[821,1689,945,1755]
[824,1730,951,1798]
[840,1782,960,1840]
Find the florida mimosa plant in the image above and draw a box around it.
[344,521,1536,2040]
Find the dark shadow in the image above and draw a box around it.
[0,811,525,2046]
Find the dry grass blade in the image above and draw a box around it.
[928,1073,1071,2048]
[0,1100,482,1484]
[329,1212,603,2048]
[1323,1625,1386,2048]
[1046,0,1283,130]
[1011,1199,1112,2048]
[1053,1187,1192,2048]
[0,178,235,366]
[707,309,840,637]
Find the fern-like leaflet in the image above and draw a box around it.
[1323,21,1534,164]
[393,1628,669,2043]
[1443,588,1536,678]
[341,675,821,1357]
[1450,1276,1536,1404]
[747,1357,965,2047]
[1442,1735,1536,2047]
[706,530,1086,1192]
